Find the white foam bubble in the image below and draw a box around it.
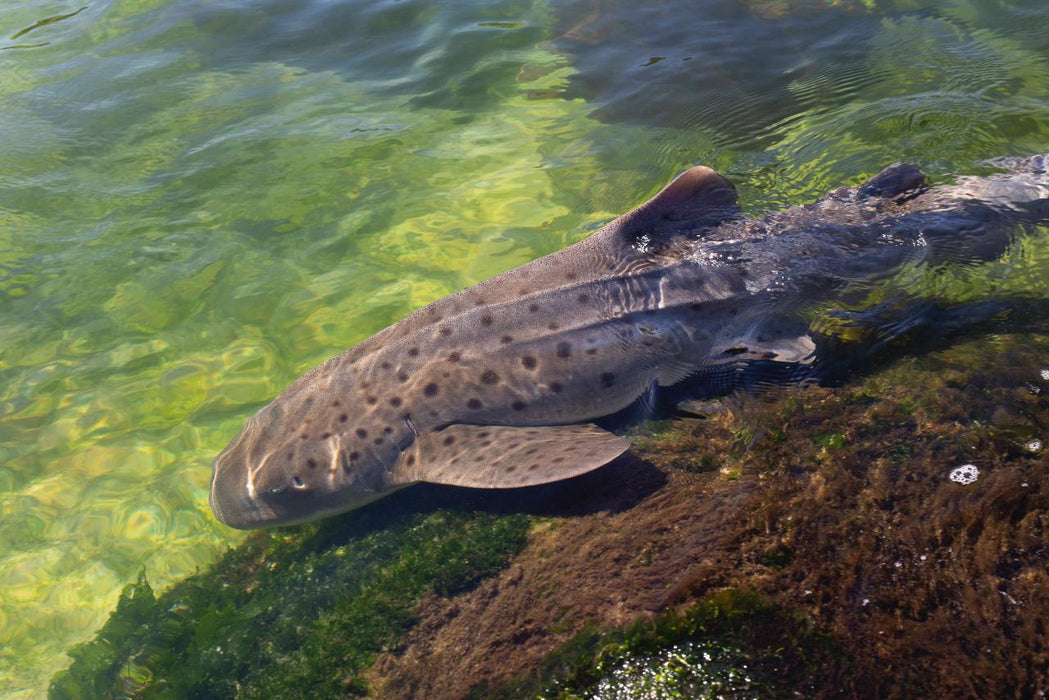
[949,463,979,485]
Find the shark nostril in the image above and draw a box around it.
[291,476,307,490]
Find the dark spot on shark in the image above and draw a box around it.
[397,372,409,382]
[521,355,537,370]
[511,400,527,411]
[478,431,490,438]
[300,433,308,440]
[525,447,538,455]
[321,432,331,439]
[390,396,403,407]
[349,451,359,460]
[474,299,486,306]
[424,382,439,397]
[528,303,540,312]
[307,458,317,469]
[553,457,564,464]
[332,400,341,407]
[586,348,598,355]
[600,372,615,388]
[339,414,348,422]
[467,398,483,410]
[506,465,517,473]
[408,347,419,357]
[500,335,513,344]
[549,322,560,330]
[381,361,391,370]
[578,293,590,303]
[374,437,384,445]
[356,428,368,438]
[443,435,456,446]
[406,454,416,466]
[366,396,377,405]
[566,272,578,280]
[439,327,452,337]
[550,382,564,393]
[556,342,572,358]
[481,314,493,326]
[481,369,499,384]
[447,351,461,362]
[529,464,539,471]
[383,426,393,434]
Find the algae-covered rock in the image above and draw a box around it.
[485,589,842,698]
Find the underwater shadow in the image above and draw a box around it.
[303,452,665,552]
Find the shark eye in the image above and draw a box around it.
[291,476,307,490]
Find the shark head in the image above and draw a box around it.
[209,374,398,529]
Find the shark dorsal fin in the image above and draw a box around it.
[638,165,739,222]
[858,162,926,198]
[601,166,739,254]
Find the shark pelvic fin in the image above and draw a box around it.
[716,334,816,364]
[389,423,630,489]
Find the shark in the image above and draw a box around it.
[210,154,1049,529]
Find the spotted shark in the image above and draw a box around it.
[210,154,1049,528]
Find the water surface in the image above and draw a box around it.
[2,0,1049,694]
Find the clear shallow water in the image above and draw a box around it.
[1,0,1048,695]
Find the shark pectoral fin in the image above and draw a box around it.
[389,423,631,489]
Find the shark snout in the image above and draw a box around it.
[209,445,272,529]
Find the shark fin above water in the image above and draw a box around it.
[389,423,631,489]
[857,162,927,199]
[602,165,741,251]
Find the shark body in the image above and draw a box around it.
[211,155,1049,528]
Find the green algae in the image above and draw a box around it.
[482,589,842,698]
[49,507,530,698]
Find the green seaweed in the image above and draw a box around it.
[482,589,843,698]
[49,506,530,698]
